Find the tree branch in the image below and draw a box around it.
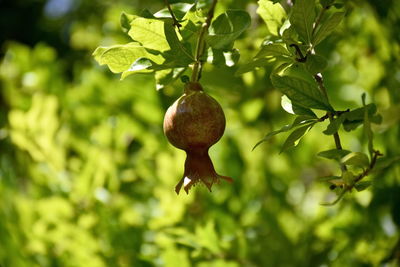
[164,0,182,30]
[351,150,383,186]
[314,73,348,172]
[191,0,218,82]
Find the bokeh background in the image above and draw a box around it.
[1,0,400,266]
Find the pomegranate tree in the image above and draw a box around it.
[163,82,233,194]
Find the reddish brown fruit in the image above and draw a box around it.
[163,82,233,194]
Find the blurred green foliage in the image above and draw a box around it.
[0,0,400,266]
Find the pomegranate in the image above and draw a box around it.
[163,82,233,194]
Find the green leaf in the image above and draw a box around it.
[317,175,341,182]
[128,17,171,51]
[206,10,251,50]
[155,68,185,90]
[280,123,315,152]
[312,12,345,46]
[153,3,193,20]
[290,0,316,44]
[253,115,317,150]
[127,57,153,71]
[341,152,370,168]
[346,104,376,121]
[257,0,287,36]
[120,12,136,33]
[92,42,163,74]
[211,48,240,67]
[318,149,351,160]
[281,95,317,116]
[363,95,374,157]
[128,17,193,63]
[282,27,299,47]
[373,156,400,172]
[323,114,346,135]
[255,43,292,59]
[355,181,372,192]
[235,58,274,75]
[342,171,355,185]
[305,54,328,75]
[180,7,203,42]
[342,104,380,132]
[320,0,335,7]
[271,74,333,111]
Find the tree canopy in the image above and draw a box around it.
[0,0,399,266]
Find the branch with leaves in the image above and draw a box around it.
[92,1,250,89]
[245,0,389,205]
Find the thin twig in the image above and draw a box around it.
[191,0,218,82]
[289,44,307,62]
[164,0,182,31]
[352,150,383,186]
[314,73,348,172]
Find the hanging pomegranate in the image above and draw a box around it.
[163,82,233,194]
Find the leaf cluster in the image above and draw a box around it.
[93,3,250,89]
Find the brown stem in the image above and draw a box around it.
[191,0,218,82]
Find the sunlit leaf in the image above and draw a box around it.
[129,17,171,51]
[92,42,163,74]
[257,0,287,36]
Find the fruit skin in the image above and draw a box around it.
[163,82,233,194]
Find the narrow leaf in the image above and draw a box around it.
[280,123,315,153]
[290,0,315,44]
[253,115,317,150]
[257,0,287,36]
[312,12,345,46]
[318,149,351,160]
[363,96,374,157]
